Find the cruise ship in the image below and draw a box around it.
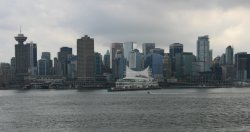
[109,66,160,91]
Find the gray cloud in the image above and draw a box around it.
[0,0,250,62]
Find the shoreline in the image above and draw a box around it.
[0,85,250,91]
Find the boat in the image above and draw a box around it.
[109,66,160,91]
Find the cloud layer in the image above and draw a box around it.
[0,0,250,62]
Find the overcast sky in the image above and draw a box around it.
[1,0,250,62]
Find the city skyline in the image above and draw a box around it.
[1,0,250,62]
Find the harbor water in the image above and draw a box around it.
[1,88,250,131]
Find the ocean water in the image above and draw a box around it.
[0,88,250,132]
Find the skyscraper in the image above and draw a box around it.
[142,43,155,58]
[58,47,72,76]
[220,53,226,65]
[163,53,172,79]
[142,43,156,68]
[10,57,16,69]
[53,57,62,75]
[42,52,51,60]
[15,32,27,75]
[128,49,142,71]
[235,52,250,80]
[197,35,212,72]
[38,59,49,76]
[169,43,183,76]
[26,42,37,75]
[225,45,234,65]
[95,52,103,75]
[150,48,164,56]
[113,50,126,80]
[15,31,37,79]
[175,52,195,78]
[67,55,77,79]
[111,43,123,68]
[77,35,95,78]
[103,50,110,70]
[38,52,52,76]
[146,53,164,81]
[123,42,133,61]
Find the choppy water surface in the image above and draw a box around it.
[1,88,250,131]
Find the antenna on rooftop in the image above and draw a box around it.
[20,25,22,34]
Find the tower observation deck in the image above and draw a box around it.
[14,26,27,44]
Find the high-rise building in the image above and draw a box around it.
[95,52,103,75]
[38,59,49,76]
[67,55,77,79]
[113,50,126,80]
[42,52,51,60]
[58,47,72,76]
[197,35,212,72]
[53,57,62,75]
[10,57,16,69]
[15,31,37,80]
[123,42,133,61]
[226,45,234,65]
[111,43,123,68]
[142,43,155,57]
[77,35,95,78]
[103,50,110,70]
[0,63,15,85]
[169,43,183,76]
[38,52,52,76]
[163,53,172,79]
[148,53,164,81]
[235,52,250,80]
[150,48,164,56]
[220,53,226,65]
[175,52,195,78]
[128,49,142,71]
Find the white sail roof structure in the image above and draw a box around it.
[124,66,152,80]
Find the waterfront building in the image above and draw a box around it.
[225,45,234,65]
[77,35,95,78]
[197,35,212,72]
[128,49,142,71]
[113,66,158,91]
[95,52,103,75]
[123,42,134,62]
[58,47,72,77]
[169,43,183,77]
[103,50,110,70]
